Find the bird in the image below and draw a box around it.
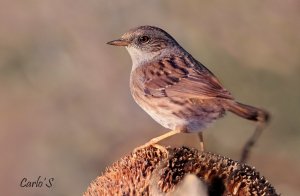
[107,25,270,162]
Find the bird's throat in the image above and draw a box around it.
[126,46,160,70]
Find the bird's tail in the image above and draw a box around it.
[226,101,270,124]
[225,100,270,162]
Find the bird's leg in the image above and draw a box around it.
[133,129,181,154]
[240,116,268,163]
[198,132,205,151]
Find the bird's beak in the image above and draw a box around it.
[106,38,129,46]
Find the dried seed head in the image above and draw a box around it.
[84,147,278,196]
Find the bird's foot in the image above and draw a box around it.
[133,142,169,156]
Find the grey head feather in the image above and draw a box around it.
[120,26,187,69]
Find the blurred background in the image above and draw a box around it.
[0,0,299,195]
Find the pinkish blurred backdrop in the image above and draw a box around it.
[1,0,300,195]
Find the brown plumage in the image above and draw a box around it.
[107,25,270,162]
[130,54,229,132]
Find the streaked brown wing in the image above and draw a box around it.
[142,55,233,100]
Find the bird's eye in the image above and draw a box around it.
[138,36,150,43]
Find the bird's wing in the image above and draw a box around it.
[142,55,233,100]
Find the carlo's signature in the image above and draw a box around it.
[20,176,54,188]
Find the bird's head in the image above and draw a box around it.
[107,26,181,67]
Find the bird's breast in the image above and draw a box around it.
[129,66,226,132]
